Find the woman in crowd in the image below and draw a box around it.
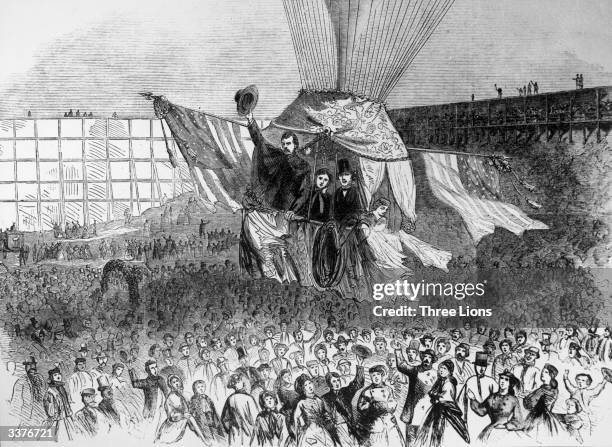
[293,374,339,447]
[189,379,226,445]
[523,363,565,438]
[251,391,290,447]
[414,359,470,447]
[155,375,207,444]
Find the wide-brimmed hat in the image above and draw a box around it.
[351,344,372,359]
[234,85,259,116]
[525,346,540,359]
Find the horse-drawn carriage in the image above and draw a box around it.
[0,228,25,260]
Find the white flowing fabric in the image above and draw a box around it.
[359,158,386,208]
[423,152,548,243]
[243,210,298,283]
[365,217,452,271]
[387,160,417,221]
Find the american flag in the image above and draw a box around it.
[161,102,268,212]
[422,152,548,242]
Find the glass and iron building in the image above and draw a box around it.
[0,118,195,231]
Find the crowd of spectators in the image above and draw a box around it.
[2,256,612,445]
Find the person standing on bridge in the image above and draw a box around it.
[494,84,503,98]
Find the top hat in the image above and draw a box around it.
[337,159,353,176]
[97,375,111,391]
[78,343,88,352]
[234,85,259,116]
[473,352,488,367]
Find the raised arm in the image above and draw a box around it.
[128,369,146,389]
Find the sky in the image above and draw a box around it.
[0,0,611,118]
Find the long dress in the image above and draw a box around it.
[470,392,524,442]
[155,391,206,444]
[251,410,290,447]
[356,384,404,447]
[523,385,566,440]
[293,396,338,447]
[414,378,469,447]
[189,393,226,444]
[221,390,260,447]
[364,215,452,272]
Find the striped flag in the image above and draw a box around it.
[161,102,264,211]
[423,152,548,242]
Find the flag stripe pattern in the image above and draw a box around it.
[423,152,548,242]
[162,103,266,211]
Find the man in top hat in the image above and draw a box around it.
[68,357,94,407]
[10,356,46,424]
[333,158,376,289]
[44,366,76,441]
[334,158,362,226]
[512,346,541,397]
[96,376,122,427]
[457,352,499,438]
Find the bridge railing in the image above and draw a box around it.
[389,86,612,147]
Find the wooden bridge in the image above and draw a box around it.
[389,86,612,148]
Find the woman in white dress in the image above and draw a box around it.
[155,375,207,445]
[362,198,451,274]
